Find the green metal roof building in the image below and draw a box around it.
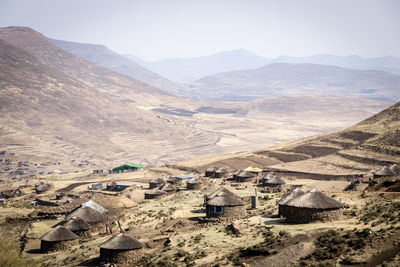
[112,162,143,173]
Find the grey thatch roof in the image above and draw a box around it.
[81,200,107,213]
[206,167,218,173]
[206,188,245,207]
[35,181,53,192]
[150,178,166,184]
[264,175,286,185]
[63,216,91,232]
[389,164,400,175]
[107,180,117,187]
[160,183,176,192]
[236,170,256,178]
[100,233,144,250]
[40,226,78,241]
[277,188,305,205]
[375,166,396,176]
[187,177,202,184]
[65,206,104,223]
[145,189,167,196]
[215,167,228,174]
[284,189,343,209]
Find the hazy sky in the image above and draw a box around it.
[0,0,399,60]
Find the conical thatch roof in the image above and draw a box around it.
[206,187,236,201]
[160,183,176,192]
[264,175,286,185]
[206,188,245,207]
[187,177,202,184]
[107,180,117,187]
[206,167,218,172]
[145,189,167,196]
[237,170,256,178]
[164,176,178,183]
[150,178,166,184]
[245,166,262,173]
[35,181,53,193]
[63,216,91,232]
[81,200,107,213]
[40,226,78,241]
[375,166,396,176]
[277,188,305,205]
[285,189,343,209]
[389,164,400,174]
[100,233,144,250]
[65,206,104,223]
[215,167,228,174]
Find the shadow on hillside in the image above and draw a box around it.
[25,248,41,254]
[77,257,100,266]
[190,208,206,213]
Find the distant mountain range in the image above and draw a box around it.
[189,63,400,101]
[126,50,400,83]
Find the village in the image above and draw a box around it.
[1,155,400,266]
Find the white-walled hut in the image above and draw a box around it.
[63,216,91,237]
[187,177,203,190]
[232,170,257,182]
[282,189,344,223]
[100,233,144,265]
[65,206,105,225]
[40,226,78,252]
[277,188,305,217]
[205,187,246,219]
[149,178,166,189]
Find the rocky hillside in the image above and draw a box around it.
[189,63,400,101]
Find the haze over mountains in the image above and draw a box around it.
[0,26,395,169]
[126,50,400,83]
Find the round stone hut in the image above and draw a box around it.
[149,178,166,189]
[373,166,397,178]
[262,175,286,192]
[100,233,144,265]
[277,188,305,217]
[205,187,246,219]
[233,170,256,182]
[65,206,104,225]
[40,226,78,252]
[63,216,91,237]
[160,183,176,194]
[187,177,203,190]
[145,189,166,200]
[282,189,344,223]
[205,167,218,177]
[214,167,229,178]
[35,181,53,194]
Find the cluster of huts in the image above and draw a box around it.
[145,176,203,199]
[38,199,144,265]
[373,164,400,178]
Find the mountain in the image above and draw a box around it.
[180,100,400,177]
[0,26,218,166]
[47,38,187,95]
[189,63,400,101]
[125,49,270,83]
[273,54,400,75]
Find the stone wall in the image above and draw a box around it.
[144,193,164,200]
[206,205,247,219]
[187,183,202,190]
[149,182,163,189]
[100,248,144,264]
[40,239,78,252]
[281,206,343,223]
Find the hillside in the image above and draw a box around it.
[47,38,187,95]
[189,63,400,101]
[180,101,400,177]
[125,49,270,83]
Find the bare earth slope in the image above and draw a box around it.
[47,37,187,96]
[180,101,400,177]
[190,63,400,101]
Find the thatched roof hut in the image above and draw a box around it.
[277,188,305,216]
[149,178,166,189]
[282,189,343,223]
[374,166,397,178]
[160,183,176,193]
[63,216,91,237]
[81,200,107,213]
[232,170,256,182]
[40,226,78,252]
[264,175,286,185]
[389,164,400,175]
[106,180,118,190]
[205,187,246,218]
[187,177,203,190]
[145,189,166,200]
[245,166,262,174]
[65,206,104,224]
[214,167,229,178]
[100,233,144,264]
[205,166,218,177]
[35,181,53,194]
